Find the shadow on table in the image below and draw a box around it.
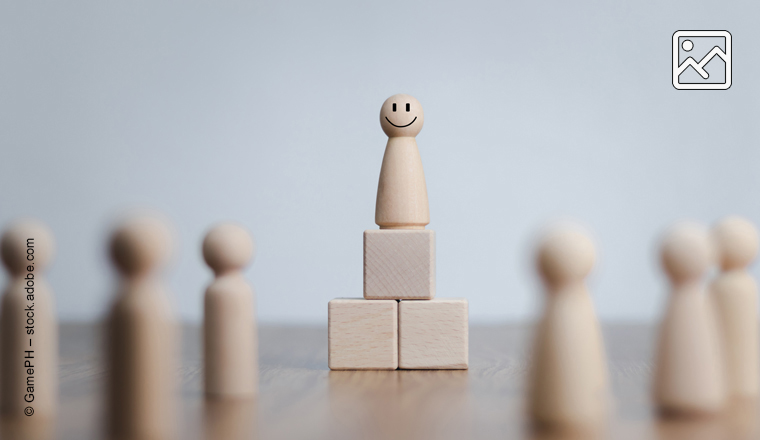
[655,398,759,440]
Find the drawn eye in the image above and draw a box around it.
[392,103,396,112]
[406,103,410,112]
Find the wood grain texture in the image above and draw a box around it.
[364,229,435,300]
[328,299,397,370]
[6,323,760,440]
[398,298,468,369]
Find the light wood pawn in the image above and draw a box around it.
[710,216,759,399]
[106,216,178,440]
[203,223,258,398]
[653,222,726,415]
[0,221,58,422]
[375,94,429,229]
[528,226,609,428]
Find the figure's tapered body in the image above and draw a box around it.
[654,282,725,413]
[0,221,58,422]
[375,137,429,229]
[711,272,759,397]
[0,278,58,420]
[107,280,177,440]
[529,283,608,426]
[204,275,257,396]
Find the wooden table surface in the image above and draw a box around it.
[5,323,759,440]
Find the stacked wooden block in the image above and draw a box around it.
[328,94,469,371]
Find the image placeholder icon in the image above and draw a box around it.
[672,30,731,90]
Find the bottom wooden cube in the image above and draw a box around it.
[328,298,398,370]
[399,298,469,369]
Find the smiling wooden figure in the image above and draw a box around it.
[375,94,428,229]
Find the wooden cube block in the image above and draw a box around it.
[399,298,468,369]
[364,229,435,300]
[328,298,398,370]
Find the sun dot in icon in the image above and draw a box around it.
[682,39,694,51]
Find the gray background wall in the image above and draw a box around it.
[1,0,758,324]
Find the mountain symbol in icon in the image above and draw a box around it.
[676,46,728,79]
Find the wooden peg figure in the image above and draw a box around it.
[375,94,429,229]
[654,222,726,415]
[710,216,759,399]
[203,223,258,398]
[528,226,609,429]
[106,215,178,440]
[0,220,58,421]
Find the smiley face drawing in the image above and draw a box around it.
[379,94,424,137]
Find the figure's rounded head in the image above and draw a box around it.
[379,94,424,137]
[536,226,595,287]
[660,222,712,283]
[1,220,55,275]
[713,216,758,271]
[203,223,255,275]
[110,215,173,277]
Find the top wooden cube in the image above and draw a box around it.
[363,229,435,300]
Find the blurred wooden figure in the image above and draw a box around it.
[528,226,609,429]
[203,223,258,398]
[0,221,58,422]
[711,216,759,399]
[375,94,429,229]
[654,222,726,415]
[106,215,178,440]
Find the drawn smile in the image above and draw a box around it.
[385,116,417,128]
